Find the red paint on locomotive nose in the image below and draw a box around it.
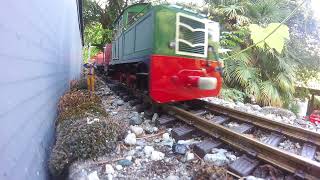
[149,55,223,103]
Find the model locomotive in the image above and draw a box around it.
[97,3,223,103]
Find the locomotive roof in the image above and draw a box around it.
[113,3,150,26]
[113,3,208,27]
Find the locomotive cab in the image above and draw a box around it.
[107,3,223,103]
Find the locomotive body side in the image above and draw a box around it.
[106,4,223,103]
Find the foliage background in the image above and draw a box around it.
[83,0,320,109]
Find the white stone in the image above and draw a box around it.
[144,146,154,156]
[124,133,136,145]
[151,151,165,161]
[212,148,228,154]
[107,174,113,180]
[126,156,133,161]
[162,133,171,141]
[246,176,264,180]
[186,152,195,161]
[204,153,229,166]
[105,164,115,174]
[87,171,100,180]
[166,175,179,180]
[177,139,201,145]
[130,126,144,137]
[115,165,123,171]
[226,153,237,161]
[127,149,135,156]
[153,127,159,132]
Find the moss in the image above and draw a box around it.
[49,117,123,176]
[70,78,88,91]
[58,90,101,114]
[57,102,107,124]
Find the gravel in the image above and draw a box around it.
[202,97,320,133]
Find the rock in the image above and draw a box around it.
[252,104,262,111]
[144,125,156,134]
[115,165,123,171]
[186,152,195,161]
[162,133,171,141]
[173,144,188,155]
[225,153,237,161]
[130,126,144,137]
[134,158,141,166]
[153,127,159,132]
[177,139,201,145]
[144,146,154,156]
[151,151,165,161]
[295,143,301,149]
[87,171,99,180]
[129,112,143,125]
[261,106,296,119]
[116,100,124,106]
[124,133,136,145]
[136,139,146,146]
[126,156,133,161]
[161,132,174,147]
[166,175,179,180]
[107,174,113,180]
[212,148,228,154]
[204,149,229,166]
[152,113,159,122]
[118,159,133,167]
[127,149,135,156]
[246,176,265,180]
[105,164,115,174]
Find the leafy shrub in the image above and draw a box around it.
[49,117,125,176]
[287,101,300,115]
[219,88,247,103]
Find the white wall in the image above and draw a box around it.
[0,0,82,179]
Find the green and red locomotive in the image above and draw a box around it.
[100,3,223,103]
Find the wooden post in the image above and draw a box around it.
[307,94,315,115]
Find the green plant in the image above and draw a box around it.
[219,88,247,102]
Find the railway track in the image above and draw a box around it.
[104,78,320,179]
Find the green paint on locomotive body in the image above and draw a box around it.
[110,3,216,65]
[153,5,208,58]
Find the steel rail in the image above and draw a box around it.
[198,100,320,147]
[162,105,320,179]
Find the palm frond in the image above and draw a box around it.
[258,81,282,106]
